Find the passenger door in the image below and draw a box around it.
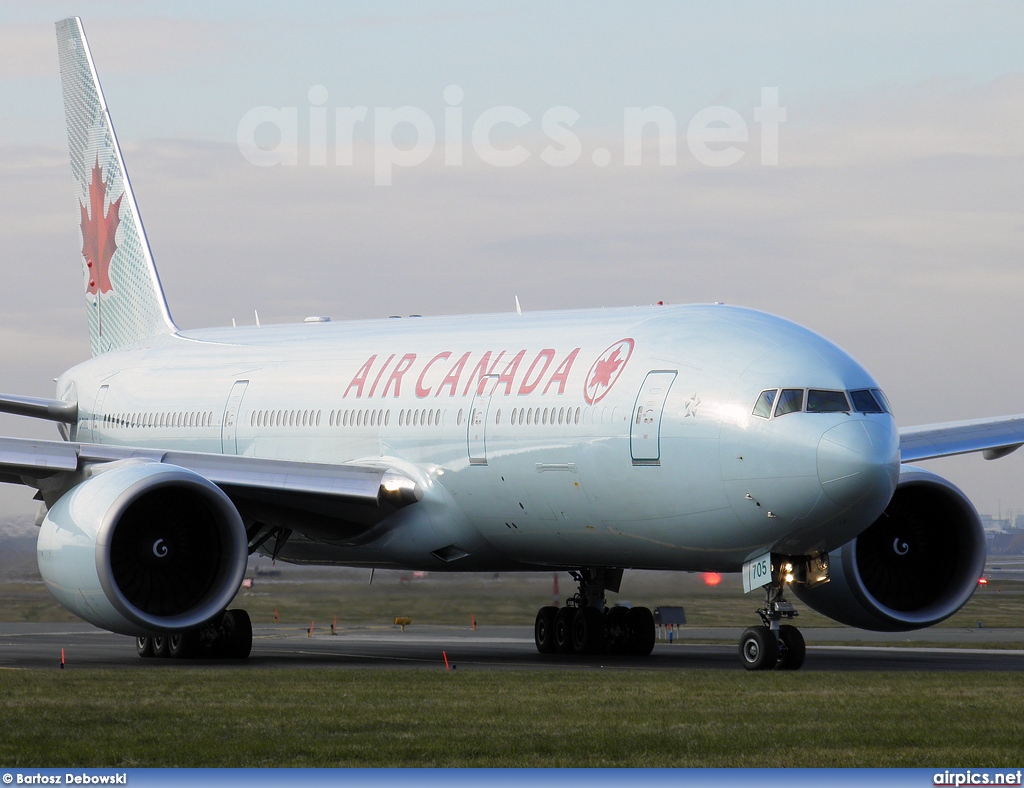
[630,371,676,465]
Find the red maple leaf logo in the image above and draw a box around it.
[584,338,634,404]
[590,349,624,390]
[79,158,122,295]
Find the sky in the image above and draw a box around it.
[1,1,1024,520]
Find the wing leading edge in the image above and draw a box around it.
[0,435,422,542]
[899,415,1024,463]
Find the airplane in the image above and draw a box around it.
[1,16,1023,669]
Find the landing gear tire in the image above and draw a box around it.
[136,636,154,658]
[626,606,656,656]
[605,606,630,654]
[572,606,606,655]
[169,630,199,660]
[554,607,576,654]
[739,626,777,671]
[534,606,559,654]
[220,609,253,659]
[151,635,170,658]
[776,624,806,671]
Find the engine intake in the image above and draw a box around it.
[37,461,247,635]
[792,465,986,631]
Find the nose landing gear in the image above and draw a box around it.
[739,575,806,671]
[532,568,656,657]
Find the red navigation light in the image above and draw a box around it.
[702,572,722,587]
[978,577,989,586]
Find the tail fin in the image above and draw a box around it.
[56,17,176,355]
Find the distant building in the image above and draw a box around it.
[980,514,1012,534]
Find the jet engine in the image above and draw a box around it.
[792,465,986,631]
[37,461,248,636]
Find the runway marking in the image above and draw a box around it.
[809,645,1024,656]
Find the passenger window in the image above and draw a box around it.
[752,389,777,419]
[850,389,884,414]
[775,389,804,417]
[807,390,849,413]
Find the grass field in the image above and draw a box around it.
[1,668,1022,767]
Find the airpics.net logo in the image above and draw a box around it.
[236,86,786,185]
[934,771,1024,786]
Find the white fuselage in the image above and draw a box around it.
[59,303,900,573]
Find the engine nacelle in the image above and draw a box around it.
[792,465,986,631]
[37,461,248,636]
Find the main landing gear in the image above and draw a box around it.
[533,568,656,657]
[136,608,252,660]
[738,579,806,671]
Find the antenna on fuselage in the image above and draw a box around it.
[515,295,522,315]
[254,309,261,328]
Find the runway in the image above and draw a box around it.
[3,622,1024,671]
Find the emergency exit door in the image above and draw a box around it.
[630,371,676,465]
[221,380,249,455]
[467,375,499,465]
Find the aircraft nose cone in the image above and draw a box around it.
[817,420,900,510]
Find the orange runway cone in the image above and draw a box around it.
[443,651,450,670]
[60,648,65,670]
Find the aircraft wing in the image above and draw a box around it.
[0,393,78,423]
[0,435,422,542]
[899,415,1024,463]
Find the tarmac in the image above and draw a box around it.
[2,622,1024,671]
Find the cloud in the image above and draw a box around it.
[1,71,1023,517]
[0,17,233,79]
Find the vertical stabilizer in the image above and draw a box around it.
[56,17,176,355]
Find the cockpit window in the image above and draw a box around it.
[752,389,777,418]
[774,388,804,417]
[872,389,892,414]
[850,389,884,413]
[807,389,849,413]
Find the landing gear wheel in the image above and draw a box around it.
[554,607,576,654]
[151,635,170,658]
[572,607,606,655]
[739,626,778,671]
[221,609,253,659]
[136,636,154,658]
[605,606,630,654]
[169,630,199,660]
[776,624,806,671]
[534,606,559,654]
[626,607,656,656]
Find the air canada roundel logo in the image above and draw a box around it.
[584,338,634,404]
